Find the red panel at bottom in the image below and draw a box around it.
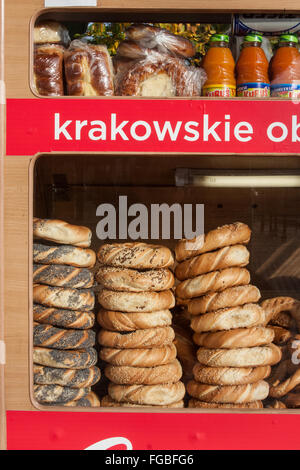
[6,410,300,450]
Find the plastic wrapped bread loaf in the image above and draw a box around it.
[64,40,114,96]
[33,44,65,96]
[34,21,70,47]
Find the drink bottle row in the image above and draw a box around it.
[203,33,300,98]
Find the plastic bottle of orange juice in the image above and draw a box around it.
[236,33,270,97]
[270,34,300,98]
[202,34,236,97]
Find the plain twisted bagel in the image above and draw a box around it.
[261,296,297,325]
[99,343,177,367]
[33,365,101,388]
[63,392,100,407]
[33,284,95,311]
[33,322,96,350]
[193,327,275,349]
[108,381,186,406]
[125,24,196,58]
[175,245,250,281]
[33,218,92,247]
[97,308,172,332]
[192,363,271,385]
[98,326,175,349]
[101,394,184,408]
[97,242,174,269]
[190,304,265,333]
[33,264,94,289]
[33,346,98,369]
[196,343,282,368]
[33,304,95,330]
[175,222,251,262]
[186,285,261,314]
[34,384,90,404]
[33,243,96,268]
[186,380,269,403]
[105,359,182,385]
[269,369,300,398]
[98,288,175,313]
[188,399,263,409]
[96,266,174,292]
[177,267,251,301]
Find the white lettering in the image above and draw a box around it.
[88,120,107,141]
[130,121,152,141]
[111,113,129,141]
[203,114,221,141]
[234,122,253,142]
[267,122,288,142]
[153,121,182,141]
[184,121,200,141]
[54,113,72,140]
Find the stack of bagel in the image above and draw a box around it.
[96,242,186,408]
[32,218,100,407]
[175,222,282,409]
[262,297,300,409]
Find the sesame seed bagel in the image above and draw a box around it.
[101,394,184,408]
[98,326,175,349]
[108,381,186,406]
[193,327,275,349]
[192,363,271,385]
[96,266,174,292]
[97,308,172,331]
[188,399,263,409]
[99,343,177,367]
[98,289,175,313]
[105,360,182,385]
[187,380,269,403]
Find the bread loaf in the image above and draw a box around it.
[187,380,269,403]
[33,285,95,311]
[97,308,172,331]
[98,326,175,349]
[34,21,70,47]
[33,304,95,330]
[108,381,185,405]
[105,360,182,385]
[192,363,271,385]
[33,264,94,289]
[98,288,175,313]
[175,222,251,262]
[99,343,177,367]
[193,327,274,349]
[175,245,250,281]
[177,267,251,301]
[33,346,98,369]
[33,218,92,247]
[33,45,64,96]
[97,242,174,269]
[33,243,96,268]
[33,365,101,388]
[96,266,174,292]
[33,322,96,350]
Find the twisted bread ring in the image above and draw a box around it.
[33,364,101,388]
[34,384,90,404]
[98,326,175,349]
[101,394,184,408]
[108,381,185,405]
[63,392,100,407]
[33,346,98,369]
[96,266,174,292]
[192,363,271,385]
[187,380,269,403]
[269,369,300,398]
[97,308,172,331]
[33,284,95,311]
[193,327,274,349]
[196,343,282,368]
[33,304,95,330]
[98,289,175,313]
[99,343,177,367]
[188,399,263,409]
[261,296,297,325]
[33,322,95,350]
[190,304,265,333]
[105,360,182,385]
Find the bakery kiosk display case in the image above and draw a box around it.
[3,0,300,450]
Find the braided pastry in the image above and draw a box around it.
[187,380,269,403]
[196,343,282,368]
[269,369,300,398]
[33,346,98,369]
[261,296,297,325]
[188,399,263,409]
[33,284,95,311]
[33,243,96,268]
[193,327,274,349]
[33,218,92,247]
[175,245,250,281]
[33,322,95,350]
[98,289,175,313]
[192,363,271,385]
[108,381,185,405]
[33,264,94,289]
[101,395,184,408]
[97,308,172,332]
[99,343,177,367]
[105,360,182,385]
[34,384,90,404]
[96,266,174,292]
[33,304,95,329]
[34,44,65,96]
[176,267,251,301]
[97,242,174,269]
[190,304,265,333]
[175,222,251,262]
[186,285,261,314]
[33,365,101,388]
[98,326,175,349]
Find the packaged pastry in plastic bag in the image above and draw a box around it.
[115,50,206,97]
[64,40,114,96]
[34,21,71,48]
[125,24,196,59]
[33,44,65,96]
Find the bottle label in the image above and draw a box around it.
[271,83,300,98]
[237,83,270,97]
[203,85,236,98]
